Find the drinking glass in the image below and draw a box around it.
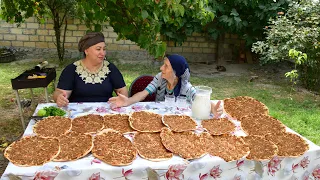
[165,94,176,107]
[176,96,187,109]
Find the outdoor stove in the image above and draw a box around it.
[11,68,56,129]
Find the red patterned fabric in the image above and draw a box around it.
[129,75,156,102]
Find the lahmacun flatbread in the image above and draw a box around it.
[33,116,72,138]
[129,111,165,132]
[160,127,207,159]
[201,133,249,162]
[92,129,137,166]
[265,132,309,157]
[224,96,269,120]
[240,114,286,136]
[134,132,173,161]
[54,132,93,161]
[244,135,278,160]
[162,115,197,132]
[4,136,60,166]
[71,114,104,134]
[104,114,135,134]
[201,118,235,135]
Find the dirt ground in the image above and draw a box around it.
[0,60,298,176]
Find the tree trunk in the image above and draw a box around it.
[215,33,225,65]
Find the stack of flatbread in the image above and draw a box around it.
[201,133,249,162]
[129,111,165,132]
[160,128,207,159]
[92,129,137,166]
[54,132,93,161]
[134,132,173,161]
[244,135,278,160]
[104,114,134,134]
[201,118,235,135]
[72,114,104,134]
[162,115,197,132]
[266,132,309,157]
[33,116,72,138]
[240,114,286,136]
[4,136,60,166]
[224,96,269,120]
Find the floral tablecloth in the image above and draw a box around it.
[2,102,320,180]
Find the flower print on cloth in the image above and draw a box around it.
[165,164,187,180]
[199,173,209,180]
[74,60,111,84]
[91,158,102,165]
[302,171,310,180]
[300,156,310,169]
[113,169,133,179]
[209,165,223,179]
[267,156,282,176]
[312,165,320,179]
[89,172,105,180]
[34,170,59,180]
[229,160,245,171]
[96,106,108,113]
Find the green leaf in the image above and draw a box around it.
[141,10,149,19]
[94,24,102,32]
[110,0,117,4]
[230,8,239,16]
[177,4,185,16]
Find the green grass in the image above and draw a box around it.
[0,60,319,146]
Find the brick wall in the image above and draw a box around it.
[0,17,241,64]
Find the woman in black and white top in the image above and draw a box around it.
[109,54,221,116]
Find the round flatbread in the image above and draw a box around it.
[201,133,249,162]
[72,114,104,134]
[201,118,235,135]
[240,114,286,136]
[33,116,72,138]
[104,114,135,134]
[265,132,309,157]
[244,135,278,160]
[134,132,173,161]
[92,129,137,166]
[54,132,93,161]
[129,111,165,132]
[224,96,269,120]
[162,115,197,132]
[160,127,207,159]
[4,136,60,166]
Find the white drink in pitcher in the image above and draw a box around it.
[191,86,212,120]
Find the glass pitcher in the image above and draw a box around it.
[191,86,212,120]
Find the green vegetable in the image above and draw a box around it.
[37,109,46,116]
[40,106,66,116]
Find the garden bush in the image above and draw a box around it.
[252,0,320,92]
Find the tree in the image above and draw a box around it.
[76,0,215,58]
[205,0,290,63]
[1,0,76,62]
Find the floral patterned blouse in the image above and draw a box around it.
[57,60,126,102]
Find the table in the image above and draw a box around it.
[11,68,56,129]
[2,102,320,180]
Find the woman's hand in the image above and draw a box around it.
[108,93,129,109]
[211,100,223,119]
[56,91,69,107]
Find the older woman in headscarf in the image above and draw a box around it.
[53,32,128,107]
[108,54,222,117]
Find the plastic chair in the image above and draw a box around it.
[129,75,156,102]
